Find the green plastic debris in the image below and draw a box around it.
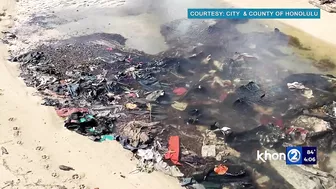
[86,114,94,119]
[100,135,115,142]
[79,114,95,123]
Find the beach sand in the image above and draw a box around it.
[0,1,182,189]
[1,0,336,188]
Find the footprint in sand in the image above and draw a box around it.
[72,174,81,180]
[44,164,50,170]
[16,141,23,145]
[12,126,19,130]
[13,130,21,137]
[41,155,49,160]
[8,117,16,122]
[35,146,44,151]
[51,172,59,178]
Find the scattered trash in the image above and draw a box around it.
[164,136,182,165]
[201,55,212,65]
[100,134,115,142]
[287,82,307,90]
[214,164,228,175]
[146,90,165,102]
[56,108,89,118]
[219,91,228,102]
[125,103,137,110]
[119,121,159,149]
[64,112,114,139]
[291,116,331,132]
[213,60,224,71]
[171,101,188,111]
[302,89,314,99]
[201,145,216,157]
[9,30,336,188]
[173,87,187,96]
[287,81,315,99]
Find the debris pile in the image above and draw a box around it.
[8,23,336,189]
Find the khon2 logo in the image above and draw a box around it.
[256,146,317,165]
[286,147,303,164]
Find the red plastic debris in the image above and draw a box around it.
[285,127,309,141]
[219,92,228,102]
[173,87,187,96]
[164,136,182,165]
[106,47,113,51]
[56,108,89,118]
[214,164,228,175]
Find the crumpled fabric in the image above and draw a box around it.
[235,82,265,103]
[119,121,159,148]
[287,82,307,90]
[134,147,184,177]
[11,51,44,64]
[116,136,139,152]
[41,98,60,106]
[56,107,89,118]
[285,126,309,143]
[173,87,187,96]
[226,124,287,148]
[164,136,182,165]
[287,82,314,99]
[190,164,253,189]
[233,82,266,114]
[146,90,165,102]
[290,115,331,132]
[64,112,114,138]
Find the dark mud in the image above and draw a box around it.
[9,19,336,189]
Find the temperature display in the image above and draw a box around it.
[286,146,317,165]
[302,147,317,165]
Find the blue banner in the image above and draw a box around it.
[187,8,320,19]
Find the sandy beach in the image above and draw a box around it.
[1,0,336,188]
[0,1,182,189]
